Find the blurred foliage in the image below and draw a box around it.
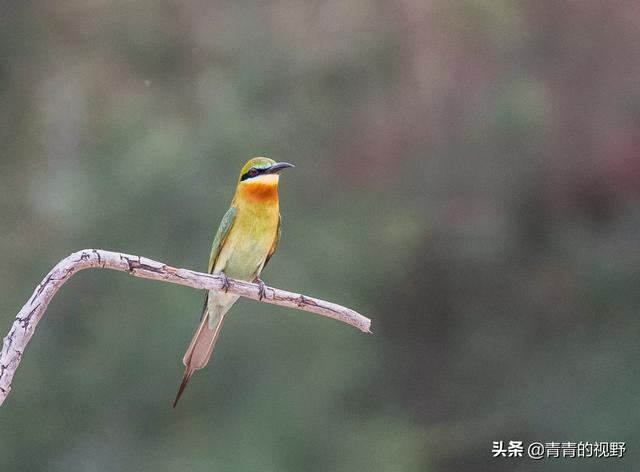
[1,1,639,471]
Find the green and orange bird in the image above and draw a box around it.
[173,157,294,407]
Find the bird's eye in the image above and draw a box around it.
[249,168,259,177]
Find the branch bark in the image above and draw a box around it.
[0,249,371,406]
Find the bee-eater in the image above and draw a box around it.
[173,157,294,407]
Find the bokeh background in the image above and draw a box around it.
[1,1,639,471]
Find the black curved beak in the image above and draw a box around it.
[266,162,295,174]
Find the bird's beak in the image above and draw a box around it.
[266,162,295,174]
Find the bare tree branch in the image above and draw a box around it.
[0,249,371,406]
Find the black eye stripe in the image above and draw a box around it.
[241,167,266,181]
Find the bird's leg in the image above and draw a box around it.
[254,277,267,300]
[219,271,231,293]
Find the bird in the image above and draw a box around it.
[173,157,294,407]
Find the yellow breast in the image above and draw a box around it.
[213,176,280,279]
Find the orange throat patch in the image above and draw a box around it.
[238,175,279,202]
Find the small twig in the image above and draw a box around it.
[0,249,371,406]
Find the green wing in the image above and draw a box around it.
[200,206,236,320]
[208,206,237,274]
[263,213,281,270]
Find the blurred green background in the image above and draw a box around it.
[1,1,639,471]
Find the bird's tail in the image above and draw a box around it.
[173,310,225,408]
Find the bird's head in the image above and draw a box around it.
[238,157,294,183]
[235,157,294,201]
